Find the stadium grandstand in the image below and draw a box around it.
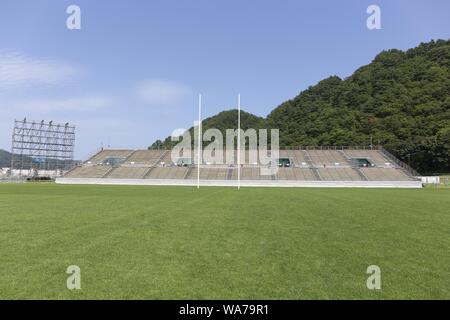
[56,147,422,188]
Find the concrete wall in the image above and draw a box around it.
[56,177,423,188]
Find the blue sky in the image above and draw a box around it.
[0,0,449,158]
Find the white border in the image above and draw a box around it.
[55,178,423,188]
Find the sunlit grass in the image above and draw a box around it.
[0,183,449,299]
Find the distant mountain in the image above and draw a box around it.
[0,149,11,168]
[0,149,80,170]
[151,39,450,174]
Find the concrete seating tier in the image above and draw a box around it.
[65,148,416,182]
[107,166,149,179]
[187,167,228,180]
[307,150,350,167]
[124,150,167,165]
[342,150,390,166]
[282,150,309,166]
[317,168,364,181]
[145,166,189,179]
[65,165,111,178]
[88,149,134,164]
[228,167,266,180]
[361,168,414,181]
[276,168,318,180]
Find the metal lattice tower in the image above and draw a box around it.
[11,118,76,177]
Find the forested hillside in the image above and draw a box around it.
[150,110,266,149]
[151,39,450,174]
[0,150,11,168]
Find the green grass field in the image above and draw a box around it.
[0,183,449,299]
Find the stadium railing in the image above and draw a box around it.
[378,146,420,177]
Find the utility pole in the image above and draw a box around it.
[237,94,241,190]
[197,94,202,189]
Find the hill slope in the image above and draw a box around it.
[0,150,11,168]
[150,110,266,149]
[151,39,450,174]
